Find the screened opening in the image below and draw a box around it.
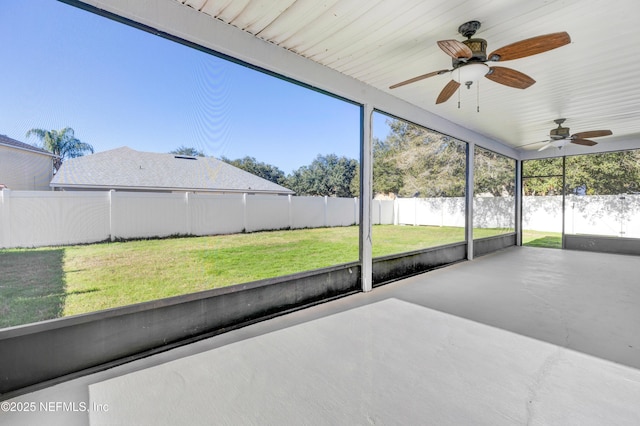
[522,157,563,248]
[0,0,361,328]
[369,112,467,258]
[473,146,516,238]
[565,149,640,238]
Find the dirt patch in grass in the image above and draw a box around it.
[0,249,66,328]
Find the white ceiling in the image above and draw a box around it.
[76,0,640,158]
[169,0,640,157]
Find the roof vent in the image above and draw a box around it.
[174,155,197,160]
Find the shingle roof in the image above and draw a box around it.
[0,134,57,157]
[50,147,294,194]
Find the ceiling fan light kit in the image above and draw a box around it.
[451,63,489,84]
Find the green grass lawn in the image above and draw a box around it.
[522,230,562,248]
[1,225,518,328]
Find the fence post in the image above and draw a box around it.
[619,194,627,237]
[1,189,10,248]
[393,198,399,225]
[243,193,248,232]
[288,194,293,229]
[109,190,115,241]
[371,199,377,225]
[324,195,328,227]
[354,197,358,225]
[185,192,191,235]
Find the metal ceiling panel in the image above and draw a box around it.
[172,0,640,155]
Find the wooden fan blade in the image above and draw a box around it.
[436,80,460,104]
[485,66,535,89]
[572,130,612,139]
[572,138,598,146]
[488,32,571,62]
[389,69,450,89]
[437,40,473,59]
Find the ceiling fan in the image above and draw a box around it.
[389,21,571,105]
[537,119,613,151]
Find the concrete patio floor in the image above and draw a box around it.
[2,246,639,425]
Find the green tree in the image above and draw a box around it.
[373,138,404,195]
[221,156,287,186]
[566,151,640,195]
[350,137,404,197]
[25,127,94,172]
[523,151,640,196]
[170,146,205,157]
[287,154,358,197]
[381,119,467,197]
[473,146,516,197]
[522,158,563,196]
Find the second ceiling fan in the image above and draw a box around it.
[390,21,571,104]
[538,119,613,151]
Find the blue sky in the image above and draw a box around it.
[1,0,393,174]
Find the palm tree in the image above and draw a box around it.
[25,127,94,172]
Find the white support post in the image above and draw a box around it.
[360,104,374,292]
[515,160,522,246]
[466,143,475,260]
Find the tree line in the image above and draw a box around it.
[220,118,639,198]
[168,145,361,197]
[28,126,639,198]
[523,153,640,196]
[216,119,515,198]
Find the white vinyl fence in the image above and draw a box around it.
[523,194,640,237]
[565,194,640,237]
[0,190,362,248]
[1,189,639,249]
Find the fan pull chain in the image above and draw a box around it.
[457,69,461,109]
[476,79,480,112]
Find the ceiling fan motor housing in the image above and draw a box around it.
[550,126,571,139]
[463,38,487,60]
[452,38,487,68]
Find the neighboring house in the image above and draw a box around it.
[50,146,294,195]
[0,134,57,191]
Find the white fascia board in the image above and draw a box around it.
[75,0,518,159]
[0,142,59,158]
